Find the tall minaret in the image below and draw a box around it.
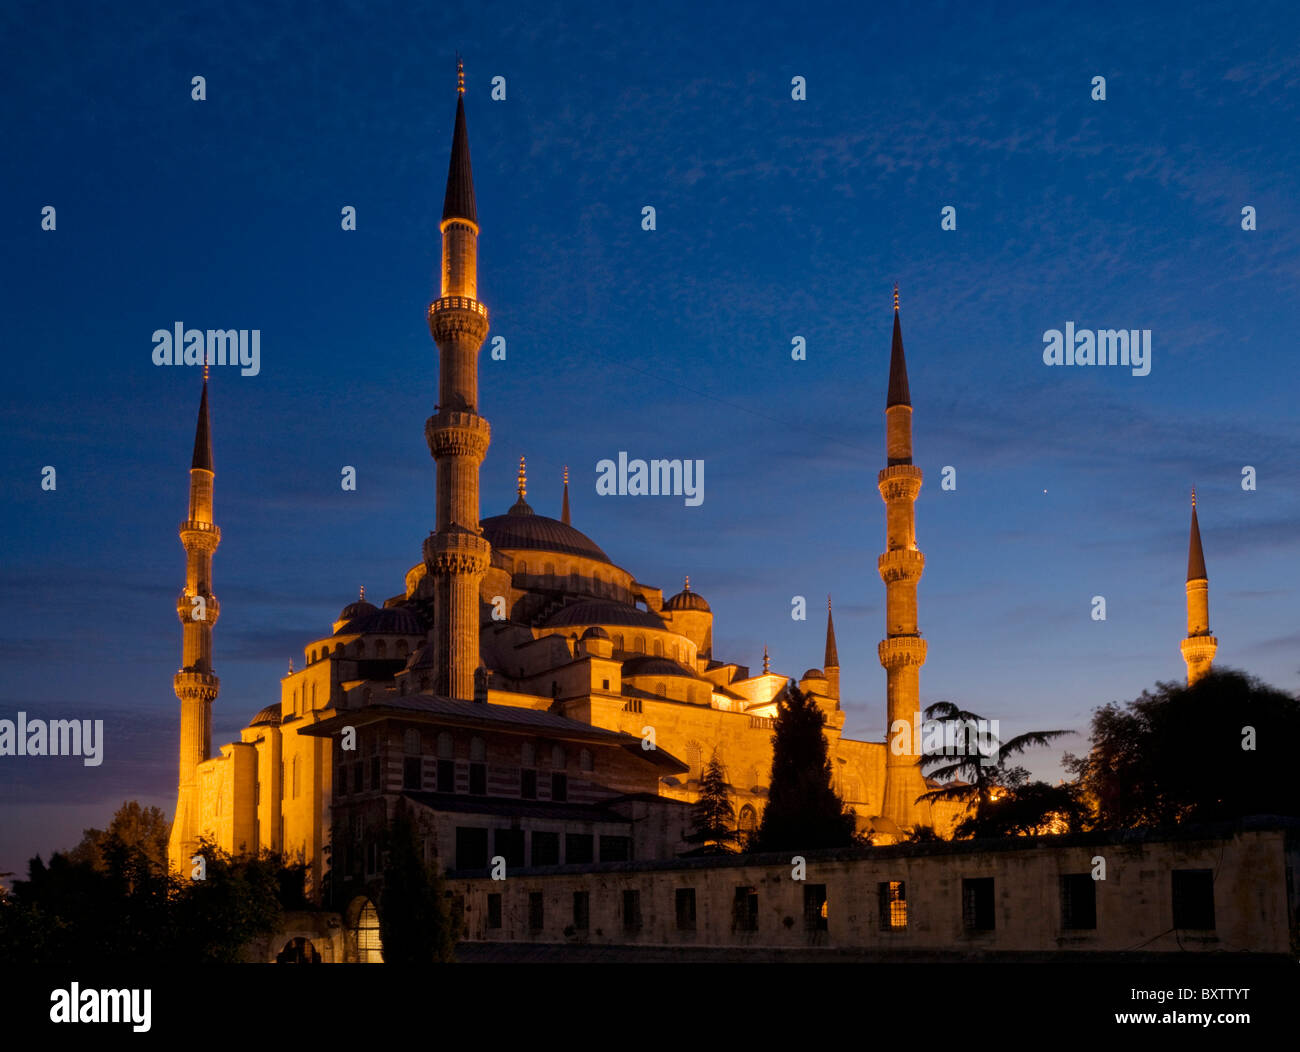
[877,286,929,828]
[424,59,492,700]
[824,595,840,703]
[168,370,221,870]
[1181,488,1217,685]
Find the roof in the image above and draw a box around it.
[442,93,477,224]
[622,655,698,678]
[824,602,839,668]
[481,510,611,563]
[248,703,281,727]
[191,381,213,471]
[886,301,911,409]
[664,588,710,612]
[1188,503,1208,581]
[336,605,427,636]
[543,599,665,631]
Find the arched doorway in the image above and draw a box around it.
[276,937,321,963]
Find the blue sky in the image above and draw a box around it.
[2,0,1298,876]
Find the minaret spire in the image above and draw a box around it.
[878,287,928,831]
[762,645,770,674]
[1181,488,1217,685]
[824,595,840,703]
[561,466,571,525]
[168,376,223,871]
[425,64,492,700]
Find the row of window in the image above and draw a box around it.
[483,870,1219,936]
[457,828,632,871]
[336,759,573,801]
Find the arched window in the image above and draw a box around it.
[355,899,383,964]
[396,639,409,659]
[310,683,316,709]
[612,634,624,654]
[653,639,663,657]
[518,560,527,580]
[738,804,757,834]
[376,639,387,658]
[438,732,455,759]
[579,749,593,772]
[292,755,300,798]
[404,729,421,755]
[551,745,566,769]
[292,688,299,716]
[522,742,536,767]
[353,640,366,658]
[544,562,555,585]
[334,642,344,656]
[633,634,645,654]
[470,736,486,762]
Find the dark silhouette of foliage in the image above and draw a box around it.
[1063,668,1300,829]
[756,681,856,851]
[379,803,457,963]
[684,752,738,853]
[915,701,1071,836]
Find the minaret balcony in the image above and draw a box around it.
[878,635,927,669]
[426,411,491,460]
[877,464,923,501]
[429,296,490,343]
[173,669,220,702]
[878,549,926,582]
[178,519,221,549]
[1180,635,1218,663]
[423,529,492,576]
[176,590,220,624]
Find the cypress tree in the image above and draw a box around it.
[756,681,855,851]
[379,803,456,963]
[686,752,738,853]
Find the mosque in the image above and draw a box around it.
[164,67,1218,906]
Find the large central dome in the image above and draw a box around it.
[480,504,611,563]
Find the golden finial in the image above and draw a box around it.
[359,585,365,601]
[1191,486,1197,508]
[827,594,832,611]
[762,645,770,674]
[517,456,526,499]
[563,465,569,485]
[203,357,210,383]
[684,575,690,591]
[893,283,899,312]
[457,54,464,95]
[288,657,294,674]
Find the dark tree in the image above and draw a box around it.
[379,804,457,963]
[1064,668,1300,829]
[916,701,1071,836]
[953,768,1084,838]
[756,681,856,851]
[685,752,738,853]
[67,800,170,873]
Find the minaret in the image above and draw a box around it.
[877,286,929,828]
[168,369,222,871]
[561,466,571,525]
[424,59,493,700]
[824,595,840,703]
[1181,488,1217,685]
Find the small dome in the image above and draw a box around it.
[338,599,378,624]
[802,668,827,681]
[664,578,710,612]
[248,703,281,727]
[581,626,610,640]
[336,605,427,637]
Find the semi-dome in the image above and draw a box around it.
[802,668,827,680]
[248,703,281,727]
[581,626,610,640]
[543,599,665,631]
[664,577,710,612]
[622,655,698,678]
[481,510,611,564]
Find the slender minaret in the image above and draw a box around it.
[878,286,929,828]
[424,59,493,700]
[561,466,571,525]
[168,369,221,871]
[1181,488,1217,685]
[824,595,840,703]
